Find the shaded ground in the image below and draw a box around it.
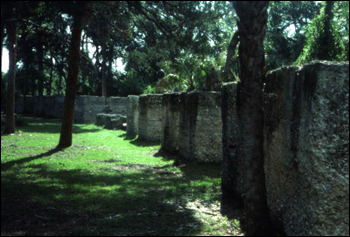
[1,116,242,236]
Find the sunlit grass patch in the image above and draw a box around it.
[1,116,240,236]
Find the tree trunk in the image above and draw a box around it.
[58,13,84,148]
[57,51,66,96]
[1,5,4,70]
[37,33,44,97]
[24,60,29,114]
[101,43,108,108]
[3,14,17,134]
[233,1,270,235]
[47,51,54,96]
[319,1,335,60]
[224,31,240,76]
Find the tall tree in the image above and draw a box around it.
[2,2,17,135]
[232,1,270,235]
[265,1,321,70]
[295,1,347,64]
[1,3,4,68]
[58,2,90,148]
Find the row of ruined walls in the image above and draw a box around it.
[127,62,349,236]
[127,92,223,163]
[12,62,349,236]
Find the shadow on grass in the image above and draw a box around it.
[1,161,204,236]
[130,138,161,147]
[154,149,222,182]
[13,117,101,134]
[118,132,137,141]
[1,147,63,171]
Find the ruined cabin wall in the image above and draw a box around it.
[75,96,127,123]
[126,95,139,139]
[221,62,349,236]
[134,92,223,163]
[15,96,128,124]
[263,62,349,236]
[161,93,182,153]
[110,97,128,115]
[178,92,223,163]
[138,94,163,142]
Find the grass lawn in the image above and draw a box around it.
[1,116,242,236]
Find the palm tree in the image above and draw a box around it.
[2,2,17,135]
[58,2,90,148]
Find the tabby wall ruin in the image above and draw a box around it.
[15,96,127,124]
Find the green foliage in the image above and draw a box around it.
[265,1,322,70]
[5,1,349,98]
[123,1,235,94]
[142,84,157,94]
[295,1,347,65]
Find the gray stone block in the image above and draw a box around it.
[138,94,163,142]
[263,62,349,236]
[96,113,126,130]
[161,93,183,153]
[106,115,126,130]
[75,96,106,123]
[178,91,222,163]
[15,95,128,124]
[110,97,128,115]
[126,95,139,138]
[74,96,127,124]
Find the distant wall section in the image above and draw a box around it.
[15,96,128,124]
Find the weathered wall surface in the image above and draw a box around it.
[126,95,139,139]
[178,92,222,163]
[138,94,163,141]
[221,83,242,198]
[75,96,127,123]
[263,62,349,236]
[15,96,65,119]
[110,97,128,115]
[75,96,105,123]
[161,93,183,153]
[15,96,128,124]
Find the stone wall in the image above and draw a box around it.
[221,62,349,236]
[138,94,163,141]
[161,93,183,153]
[110,97,128,115]
[263,62,349,236]
[16,96,64,119]
[15,95,128,124]
[75,96,105,123]
[126,95,139,139]
[178,92,222,163]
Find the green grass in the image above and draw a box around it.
[1,116,241,236]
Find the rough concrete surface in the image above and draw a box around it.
[178,92,222,163]
[161,93,183,153]
[263,62,349,236]
[138,94,163,142]
[126,95,139,138]
[15,96,128,124]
